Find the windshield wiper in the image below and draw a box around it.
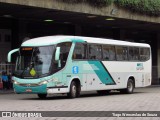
[20,68,27,78]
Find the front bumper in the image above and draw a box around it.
[13,84,47,94]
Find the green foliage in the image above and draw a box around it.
[60,0,160,16]
[115,0,160,16]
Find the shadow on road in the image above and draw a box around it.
[20,90,145,101]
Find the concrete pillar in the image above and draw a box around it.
[120,29,126,40]
[157,34,160,81]
[11,19,19,49]
[75,25,81,36]
[10,20,29,63]
[18,20,28,43]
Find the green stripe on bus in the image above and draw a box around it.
[88,61,116,85]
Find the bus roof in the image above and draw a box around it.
[21,35,150,47]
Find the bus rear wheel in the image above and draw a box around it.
[37,94,47,99]
[120,79,134,94]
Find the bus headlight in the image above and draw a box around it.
[39,80,48,85]
[13,80,19,85]
[38,78,58,85]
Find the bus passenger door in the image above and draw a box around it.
[71,42,88,91]
[70,61,87,91]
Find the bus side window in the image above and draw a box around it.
[103,45,109,60]
[89,44,102,60]
[123,47,128,60]
[72,43,87,59]
[116,46,128,61]
[140,48,150,61]
[133,47,139,60]
[128,47,134,60]
[129,47,139,61]
[57,42,72,67]
[103,45,116,61]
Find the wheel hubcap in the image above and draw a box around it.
[128,82,133,92]
[72,85,76,96]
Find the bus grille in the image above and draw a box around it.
[18,83,40,87]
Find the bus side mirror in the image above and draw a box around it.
[8,48,19,62]
[55,47,61,61]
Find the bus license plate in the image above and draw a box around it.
[26,89,32,92]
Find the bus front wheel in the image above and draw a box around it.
[37,94,47,99]
[68,81,78,98]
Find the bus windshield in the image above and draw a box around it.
[15,45,55,78]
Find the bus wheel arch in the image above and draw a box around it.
[121,77,135,94]
[68,78,81,98]
[126,77,135,94]
[128,76,135,88]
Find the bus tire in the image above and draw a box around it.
[121,79,134,94]
[37,94,47,99]
[76,83,81,98]
[68,81,77,98]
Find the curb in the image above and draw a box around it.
[0,89,14,94]
[147,85,160,88]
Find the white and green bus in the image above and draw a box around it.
[8,35,151,98]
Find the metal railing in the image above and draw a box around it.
[0,64,15,83]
